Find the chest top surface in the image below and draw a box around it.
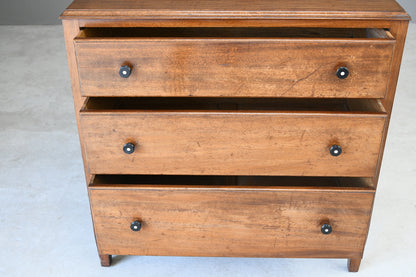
[61,0,409,20]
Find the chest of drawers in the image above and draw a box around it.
[61,0,409,272]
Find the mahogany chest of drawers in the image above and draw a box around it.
[61,0,409,272]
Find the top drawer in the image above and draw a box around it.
[74,27,395,98]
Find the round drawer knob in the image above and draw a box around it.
[321,223,332,235]
[130,220,142,232]
[336,67,349,79]
[329,145,342,157]
[123,142,135,154]
[119,65,132,78]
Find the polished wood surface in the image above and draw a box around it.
[80,106,386,176]
[61,0,409,20]
[75,29,394,98]
[62,0,409,271]
[90,181,374,257]
[374,20,409,187]
[62,20,92,184]
[77,19,394,29]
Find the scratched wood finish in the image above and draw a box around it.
[60,0,409,20]
[80,109,386,176]
[75,35,394,98]
[61,0,410,271]
[89,183,374,257]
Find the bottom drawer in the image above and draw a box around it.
[89,175,374,258]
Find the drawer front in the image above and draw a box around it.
[75,38,394,98]
[89,184,374,258]
[80,111,386,176]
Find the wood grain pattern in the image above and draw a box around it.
[80,110,386,176]
[77,19,394,29]
[62,20,93,185]
[373,20,409,188]
[61,0,410,270]
[60,0,409,20]
[89,183,374,257]
[75,35,394,98]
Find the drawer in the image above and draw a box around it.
[74,27,394,98]
[89,175,375,258]
[80,98,386,176]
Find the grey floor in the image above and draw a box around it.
[0,24,415,277]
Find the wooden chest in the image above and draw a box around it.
[61,0,409,272]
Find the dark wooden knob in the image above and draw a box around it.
[130,220,142,232]
[329,145,342,156]
[336,66,349,79]
[119,65,132,78]
[123,142,135,154]
[321,223,332,235]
